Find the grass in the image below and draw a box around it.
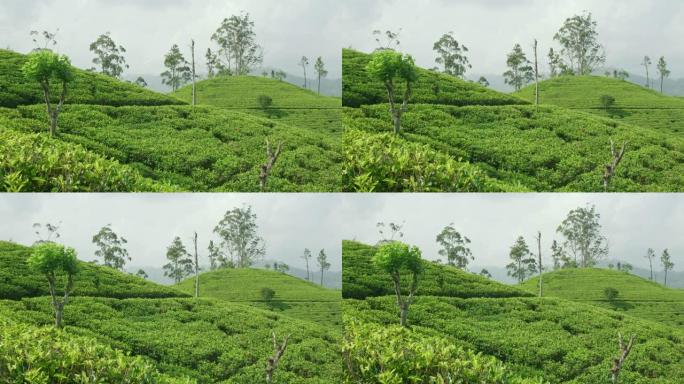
[521,268,684,328]
[515,76,684,136]
[175,268,341,327]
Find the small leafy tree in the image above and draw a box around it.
[89,32,129,78]
[21,51,74,137]
[257,95,273,110]
[557,204,609,267]
[661,249,674,287]
[435,224,472,269]
[207,240,223,270]
[161,44,191,91]
[600,95,616,112]
[433,32,471,78]
[27,242,79,328]
[503,43,534,91]
[477,76,489,87]
[261,287,276,302]
[135,269,148,279]
[134,76,147,87]
[92,224,130,271]
[317,249,330,286]
[372,241,423,326]
[604,287,619,301]
[366,50,419,134]
[506,236,537,283]
[553,11,605,75]
[162,236,193,283]
[213,205,265,268]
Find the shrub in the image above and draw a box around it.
[257,94,273,109]
[604,287,619,301]
[600,94,616,111]
[261,287,276,301]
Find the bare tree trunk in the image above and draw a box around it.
[259,139,284,191]
[193,232,199,298]
[320,266,324,286]
[191,39,196,106]
[611,333,636,384]
[604,140,628,191]
[665,269,668,287]
[536,231,542,297]
[318,73,321,94]
[649,259,653,281]
[266,332,290,383]
[533,39,539,110]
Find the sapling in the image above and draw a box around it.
[266,332,290,383]
[603,140,628,191]
[259,139,284,191]
[611,332,636,384]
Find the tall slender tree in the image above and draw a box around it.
[644,248,656,281]
[207,240,222,270]
[661,249,674,287]
[210,12,263,75]
[553,12,605,75]
[533,39,540,109]
[161,44,191,91]
[89,32,129,78]
[556,205,609,267]
[163,237,193,284]
[302,248,312,281]
[317,249,330,286]
[657,56,671,94]
[536,232,543,297]
[503,43,534,91]
[190,39,197,106]
[435,224,472,269]
[299,56,309,89]
[193,232,200,298]
[433,32,471,78]
[641,56,652,88]
[506,236,537,284]
[213,205,265,268]
[314,57,328,95]
[92,224,130,271]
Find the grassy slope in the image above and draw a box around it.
[0,49,184,108]
[175,268,341,327]
[515,76,684,135]
[0,241,186,300]
[343,50,684,192]
[342,240,531,300]
[521,268,684,328]
[173,76,342,134]
[343,241,684,383]
[0,104,341,192]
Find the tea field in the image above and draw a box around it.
[342,241,684,383]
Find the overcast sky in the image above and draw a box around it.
[341,0,684,78]
[0,0,343,78]
[1,194,682,277]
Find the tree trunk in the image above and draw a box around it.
[665,269,668,287]
[533,39,539,110]
[318,73,321,95]
[191,40,196,106]
[649,259,653,281]
[320,266,324,286]
[399,302,408,327]
[536,231,543,297]
[392,110,401,135]
[305,258,309,281]
[55,302,64,328]
[193,232,199,298]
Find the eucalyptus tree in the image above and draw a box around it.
[207,240,223,270]
[377,221,405,243]
[477,76,489,87]
[134,76,147,88]
[299,56,309,88]
[433,32,471,78]
[135,269,148,280]
[28,242,79,328]
[657,56,671,94]
[506,236,537,284]
[317,249,330,286]
[89,32,129,78]
[213,205,266,268]
[161,44,192,91]
[503,43,534,91]
[30,29,59,51]
[302,248,312,281]
[366,50,419,134]
[553,12,605,75]
[314,57,328,95]
[556,205,609,267]
[373,28,402,51]
[92,224,130,271]
[641,56,652,88]
[32,222,62,243]
[661,249,674,287]
[21,51,73,137]
[163,236,193,284]
[548,48,563,78]
[644,248,656,280]
[435,223,472,269]
[211,12,263,75]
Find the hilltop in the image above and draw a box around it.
[176,268,341,326]
[0,49,184,108]
[342,50,684,192]
[343,241,684,383]
[521,268,684,328]
[515,76,684,135]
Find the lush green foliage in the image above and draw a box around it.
[0,242,187,300]
[175,268,341,327]
[0,49,183,108]
[343,321,545,384]
[0,127,171,192]
[0,104,341,192]
[342,241,531,300]
[521,268,684,328]
[346,103,684,191]
[0,319,193,383]
[0,297,341,383]
[343,49,527,108]
[515,76,684,136]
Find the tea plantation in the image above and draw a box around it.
[176,268,342,327]
[342,241,684,383]
[521,268,684,328]
[0,49,342,192]
[0,242,342,383]
[342,49,684,192]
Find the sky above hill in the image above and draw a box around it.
[2,194,682,276]
[0,0,343,78]
[341,0,684,79]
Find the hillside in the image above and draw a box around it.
[342,240,531,300]
[342,50,684,192]
[515,76,684,135]
[521,268,684,328]
[176,268,341,326]
[0,49,184,108]
[342,241,684,383]
[173,76,342,134]
[0,241,186,299]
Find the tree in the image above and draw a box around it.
[548,48,564,77]
[299,56,309,88]
[661,249,674,287]
[550,240,570,270]
[192,232,200,298]
[266,332,290,383]
[302,248,312,281]
[604,287,619,301]
[161,44,191,91]
[261,287,275,302]
[210,12,263,75]
[205,48,220,78]
[163,236,193,283]
[89,32,129,78]
[272,69,287,81]
[535,232,543,297]
[611,333,636,384]
[274,263,289,273]
[506,236,537,284]
[30,29,59,51]
[435,224,472,269]
[21,51,74,138]
[317,249,330,286]
[134,76,147,87]
[553,12,605,75]
[259,138,284,191]
[433,32,471,78]
[604,140,628,191]
[656,56,671,94]
[479,269,492,279]
[613,69,629,81]
[32,222,61,243]
[135,269,148,280]
[92,224,130,271]
[257,95,273,110]
[377,221,405,243]
[373,29,401,51]
[28,242,79,328]
[645,248,656,280]
[190,39,197,106]
[366,50,419,135]
[533,39,540,108]
[600,95,615,112]
[207,240,222,270]
[641,56,652,88]
[314,57,328,95]
[372,241,423,326]
[503,44,534,91]
[477,76,489,87]
[213,205,265,268]
[557,205,609,267]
